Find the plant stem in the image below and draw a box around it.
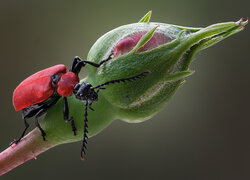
[0,128,55,176]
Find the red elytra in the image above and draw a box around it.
[13,64,79,111]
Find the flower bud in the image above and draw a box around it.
[86,12,248,123]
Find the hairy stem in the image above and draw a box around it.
[0,128,55,176]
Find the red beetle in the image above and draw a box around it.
[12,56,150,159]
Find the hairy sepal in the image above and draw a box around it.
[86,20,246,122]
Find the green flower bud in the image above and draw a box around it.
[0,12,247,175]
[86,15,248,124]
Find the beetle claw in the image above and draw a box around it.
[9,139,17,146]
[41,132,46,141]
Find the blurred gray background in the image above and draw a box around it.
[0,0,249,179]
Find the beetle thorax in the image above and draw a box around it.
[56,72,79,97]
[73,82,98,102]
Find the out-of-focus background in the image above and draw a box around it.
[0,0,249,179]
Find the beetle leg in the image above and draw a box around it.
[71,54,113,74]
[10,118,29,145]
[72,60,84,75]
[80,101,89,160]
[82,53,112,67]
[63,97,77,136]
[35,115,46,141]
[69,56,82,72]
[88,102,95,111]
[34,96,61,141]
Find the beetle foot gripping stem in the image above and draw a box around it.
[9,118,30,146]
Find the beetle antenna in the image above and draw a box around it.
[80,101,89,160]
[92,70,151,89]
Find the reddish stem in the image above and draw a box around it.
[0,128,55,176]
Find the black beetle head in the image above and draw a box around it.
[73,82,98,102]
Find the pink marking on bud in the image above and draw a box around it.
[113,32,168,57]
[113,33,142,57]
[236,18,243,26]
[242,17,249,30]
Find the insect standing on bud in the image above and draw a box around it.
[12,55,150,159]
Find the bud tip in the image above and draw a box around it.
[236,17,248,27]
